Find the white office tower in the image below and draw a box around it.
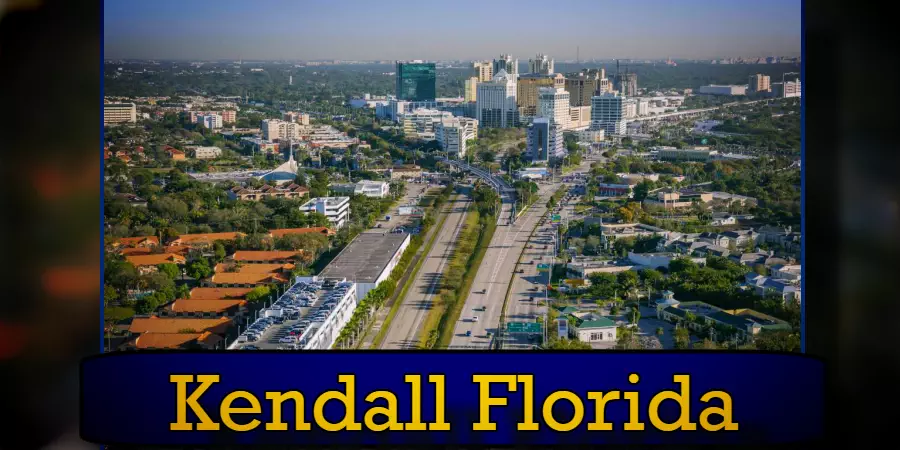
[590,93,627,136]
[528,53,554,75]
[538,86,570,129]
[473,61,494,82]
[289,75,293,85]
[476,70,518,128]
[435,116,479,159]
[493,54,518,78]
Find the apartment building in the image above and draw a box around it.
[299,197,351,228]
[227,183,309,201]
[476,70,518,128]
[261,119,302,140]
[435,116,478,158]
[193,146,222,159]
[104,103,137,124]
[516,73,565,118]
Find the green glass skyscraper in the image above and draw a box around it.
[396,61,436,101]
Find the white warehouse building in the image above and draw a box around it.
[314,232,412,299]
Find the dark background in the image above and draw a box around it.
[0,0,897,448]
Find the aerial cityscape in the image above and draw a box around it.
[103,0,802,352]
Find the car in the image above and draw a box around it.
[471,316,479,322]
[529,296,534,301]
[242,345,260,350]
[246,334,258,342]
[279,337,295,344]
[465,330,472,337]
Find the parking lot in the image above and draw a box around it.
[231,280,353,350]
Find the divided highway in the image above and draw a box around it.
[379,196,471,349]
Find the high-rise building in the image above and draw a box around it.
[527,117,564,162]
[493,54,518,77]
[623,99,637,119]
[282,111,310,125]
[435,116,479,158]
[772,79,801,98]
[476,70,518,128]
[398,108,454,141]
[567,105,591,131]
[517,74,566,118]
[538,87,570,129]
[465,77,478,102]
[590,93,627,136]
[396,61,436,101]
[615,73,638,97]
[528,53,554,75]
[103,103,137,124]
[749,74,772,93]
[637,100,649,116]
[473,61,494,82]
[197,114,223,129]
[565,69,605,107]
[261,119,302,140]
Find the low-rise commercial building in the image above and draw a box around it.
[312,232,411,299]
[228,183,309,201]
[697,85,748,96]
[643,189,714,209]
[390,165,422,180]
[566,257,635,278]
[104,103,137,124]
[193,146,222,159]
[299,197,351,228]
[655,146,718,162]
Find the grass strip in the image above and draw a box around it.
[369,196,454,348]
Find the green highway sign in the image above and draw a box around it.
[551,214,561,222]
[507,322,543,334]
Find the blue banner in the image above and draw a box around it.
[81,351,823,445]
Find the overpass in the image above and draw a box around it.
[441,158,518,225]
[627,99,769,123]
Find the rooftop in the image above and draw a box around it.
[214,263,294,274]
[170,232,246,246]
[231,250,305,262]
[210,272,289,285]
[269,227,335,238]
[129,316,232,335]
[318,232,411,283]
[125,253,185,267]
[132,331,222,349]
[114,236,159,247]
[189,287,252,299]
[166,299,247,314]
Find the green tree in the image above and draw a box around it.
[187,258,212,280]
[674,327,690,349]
[753,330,801,352]
[213,242,227,262]
[245,286,272,303]
[156,263,180,280]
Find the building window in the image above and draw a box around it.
[590,332,601,341]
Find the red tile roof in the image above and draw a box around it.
[129,316,233,335]
[231,250,304,262]
[189,287,252,299]
[268,227,335,238]
[125,253,186,267]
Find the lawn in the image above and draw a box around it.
[104,306,136,322]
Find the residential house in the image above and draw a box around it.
[771,264,801,282]
[698,229,759,249]
[231,251,305,264]
[744,273,801,305]
[162,145,186,160]
[168,232,246,249]
[127,331,224,350]
[757,225,802,253]
[125,253,186,275]
[213,263,295,274]
[657,301,723,333]
[268,227,335,239]
[709,212,736,226]
[113,236,160,249]
[567,312,618,347]
[208,272,289,287]
[189,287,253,300]
[730,250,787,267]
[127,316,233,336]
[161,299,248,319]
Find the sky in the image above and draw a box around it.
[104,0,802,61]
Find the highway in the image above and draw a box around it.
[501,187,582,349]
[447,183,557,349]
[379,195,471,349]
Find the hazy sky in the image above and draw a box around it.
[104,0,801,60]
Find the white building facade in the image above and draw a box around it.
[476,70,518,128]
[435,116,478,158]
[528,53,554,74]
[299,197,351,228]
[193,146,222,159]
[261,119,302,140]
[538,86,570,129]
[197,114,223,129]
